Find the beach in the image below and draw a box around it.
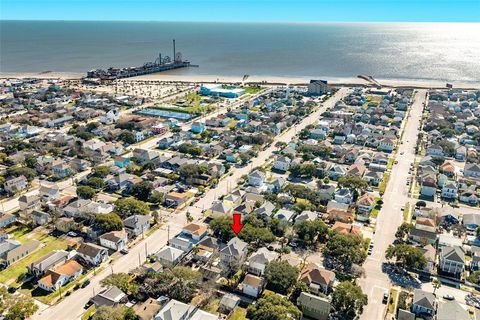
[1,71,480,89]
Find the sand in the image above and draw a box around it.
[1,71,479,89]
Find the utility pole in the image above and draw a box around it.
[138,252,141,266]
[145,242,148,258]
[167,225,170,240]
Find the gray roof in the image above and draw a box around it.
[441,245,465,264]
[297,292,331,311]
[220,238,247,257]
[123,215,150,229]
[413,289,436,310]
[92,286,126,307]
[437,301,468,320]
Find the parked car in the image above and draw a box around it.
[443,294,455,301]
[81,280,90,288]
[67,231,78,237]
[120,248,129,254]
[382,291,389,304]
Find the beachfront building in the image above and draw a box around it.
[199,84,245,98]
[308,80,328,95]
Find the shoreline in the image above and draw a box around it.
[1,71,480,89]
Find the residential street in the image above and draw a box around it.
[359,89,427,320]
[33,88,348,320]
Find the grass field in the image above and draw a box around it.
[228,307,248,320]
[0,233,69,286]
[241,86,264,95]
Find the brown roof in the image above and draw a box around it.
[300,263,335,286]
[243,274,262,288]
[99,230,127,242]
[183,223,208,236]
[332,222,362,235]
[416,217,436,228]
[38,260,82,287]
[78,242,106,258]
[357,193,375,206]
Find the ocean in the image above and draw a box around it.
[0,21,479,82]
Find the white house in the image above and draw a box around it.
[100,108,120,124]
[248,170,265,187]
[99,230,128,251]
[38,260,83,292]
[441,182,458,199]
[273,156,291,172]
[77,243,109,266]
[242,274,264,298]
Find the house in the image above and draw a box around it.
[181,223,208,243]
[155,245,184,267]
[55,217,76,233]
[4,175,28,194]
[245,247,278,276]
[420,175,437,197]
[0,213,16,228]
[220,238,248,271]
[123,215,150,238]
[154,299,219,320]
[39,185,61,201]
[378,137,395,152]
[248,170,265,187]
[332,222,362,236]
[300,263,336,294]
[329,165,347,180]
[439,245,464,277]
[463,213,480,232]
[460,190,479,205]
[437,300,469,320]
[441,181,458,199]
[420,244,436,274]
[219,294,241,314]
[210,201,233,217]
[356,193,375,221]
[295,210,318,224]
[92,286,127,307]
[18,194,41,212]
[114,156,130,168]
[297,292,331,320]
[409,225,437,245]
[273,156,291,172]
[411,289,436,317]
[165,192,189,207]
[242,274,264,298]
[464,163,480,179]
[133,298,163,320]
[77,243,109,266]
[334,188,354,204]
[274,209,296,223]
[32,210,51,226]
[327,200,355,223]
[99,230,128,251]
[38,260,83,292]
[1,240,40,266]
[29,250,70,277]
[318,184,336,201]
[193,236,219,263]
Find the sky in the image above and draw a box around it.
[1,0,479,22]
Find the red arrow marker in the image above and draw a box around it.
[231,213,244,235]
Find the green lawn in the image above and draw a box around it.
[379,172,390,194]
[241,86,264,95]
[387,288,399,314]
[0,234,69,285]
[370,197,383,219]
[228,307,248,320]
[82,305,96,320]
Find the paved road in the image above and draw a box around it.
[32,87,348,320]
[359,90,427,320]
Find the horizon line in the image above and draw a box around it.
[1,19,479,24]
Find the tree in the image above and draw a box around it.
[0,288,39,320]
[119,131,136,144]
[209,216,236,242]
[294,219,329,245]
[95,213,124,232]
[247,294,301,320]
[87,177,105,189]
[100,273,139,296]
[92,305,129,320]
[395,223,413,240]
[323,232,367,273]
[143,267,201,303]
[6,167,36,181]
[114,198,149,218]
[337,175,368,191]
[331,281,368,320]
[416,200,427,208]
[385,244,427,269]
[265,261,299,294]
[468,271,480,285]
[77,185,96,199]
[239,224,275,246]
[93,166,110,178]
[130,181,153,201]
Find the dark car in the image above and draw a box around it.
[84,300,93,309]
[81,280,91,288]
[7,287,17,294]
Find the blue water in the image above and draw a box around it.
[138,108,192,120]
[1,21,479,82]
